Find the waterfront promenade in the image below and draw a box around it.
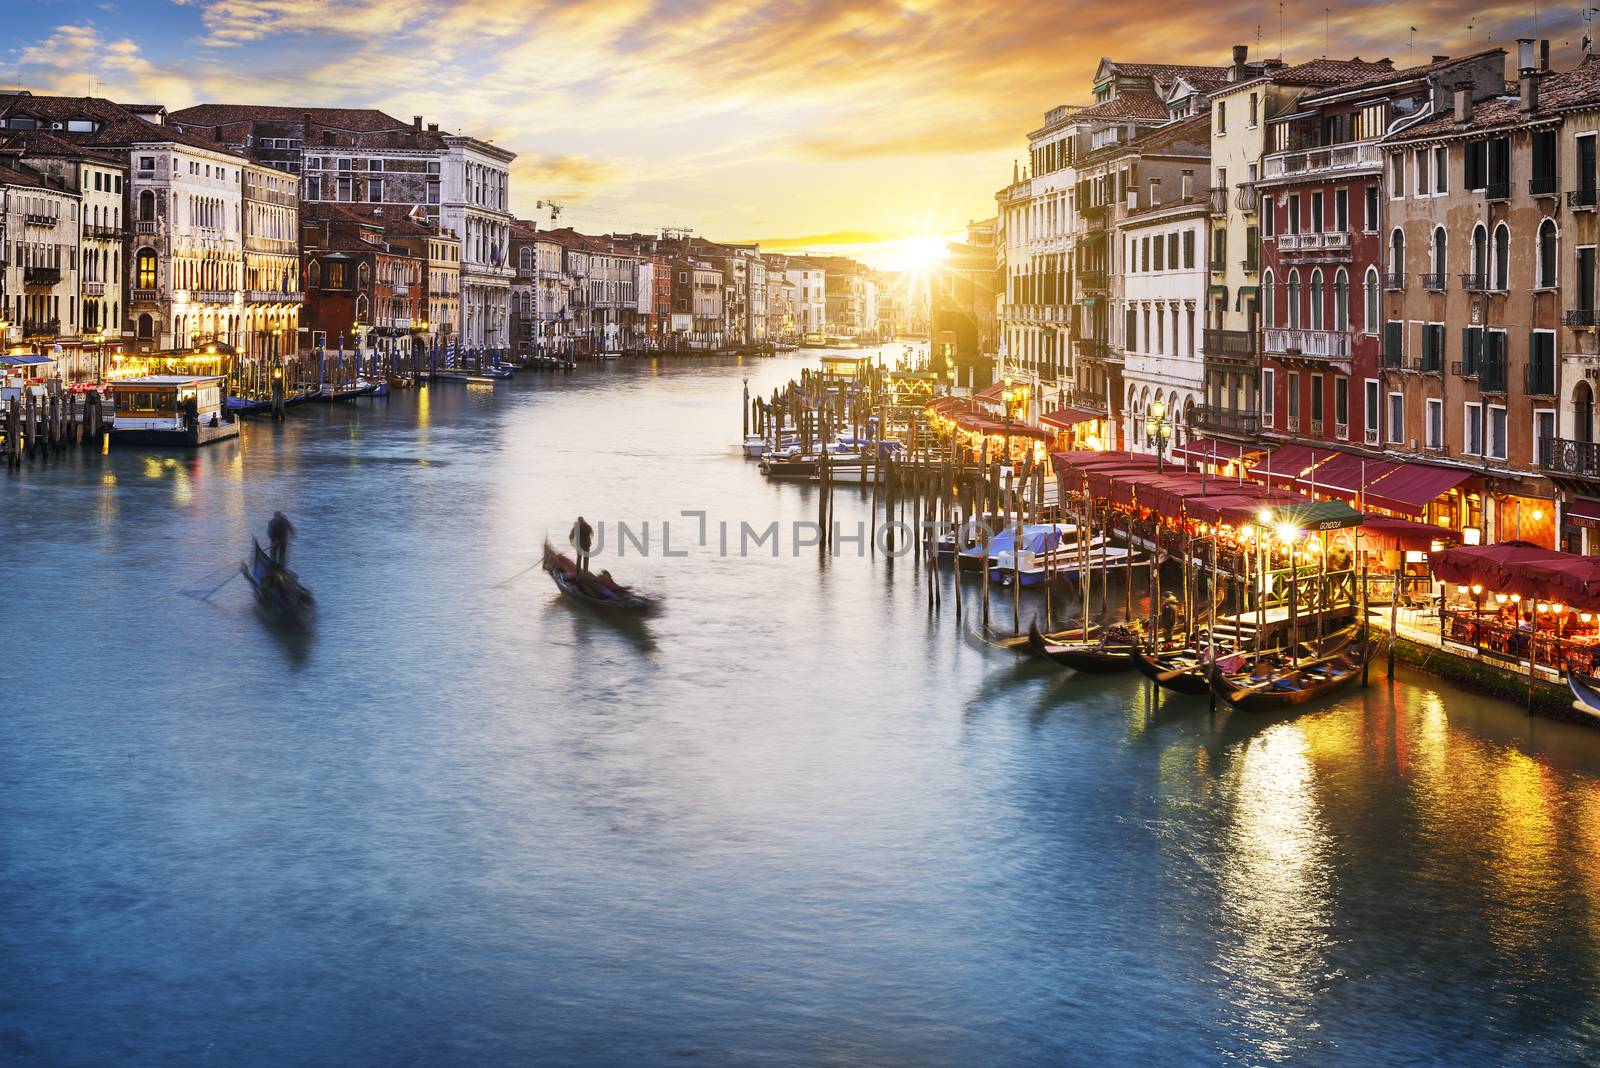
[6,351,1600,1064]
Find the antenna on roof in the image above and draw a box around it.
[1279,2,1285,59]
[1325,8,1331,57]
[1586,8,1599,54]
[1409,26,1416,65]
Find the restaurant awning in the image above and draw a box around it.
[1362,462,1474,517]
[1361,514,1459,553]
[1040,407,1100,430]
[974,381,1006,401]
[1172,438,1259,464]
[1293,451,1402,502]
[1430,541,1551,589]
[1566,497,1600,530]
[1251,444,1334,485]
[1263,498,1365,531]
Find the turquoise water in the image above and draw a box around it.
[5,351,1600,1065]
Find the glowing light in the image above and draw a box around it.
[1275,522,1299,544]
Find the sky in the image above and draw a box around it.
[4,1,1587,269]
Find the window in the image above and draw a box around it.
[1536,409,1556,466]
[1262,196,1275,237]
[1431,226,1446,280]
[1249,92,1258,127]
[1288,193,1301,234]
[1335,377,1349,433]
[1364,185,1379,231]
[1309,270,1324,330]
[1465,402,1484,455]
[1311,374,1324,421]
[1384,320,1404,366]
[1262,367,1275,426]
[1538,219,1558,287]
[1489,405,1508,459]
[1492,223,1510,289]
[1154,235,1165,271]
[1422,323,1444,372]
[1287,269,1301,329]
[1211,228,1226,269]
[1312,190,1324,233]
[1465,141,1486,189]
[1365,380,1381,440]
[1334,269,1349,330]
[338,158,352,171]
[1471,223,1488,280]
[1390,228,1405,276]
[1334,188,1348,232]
[1434,146,1447,193]
[1390,153,1405,197]
[1262,268,1275,326]
[1462,325,1483,375]
[1217,101,1227,134]
[135,247,157,289]
[369,159,383,172]
[1388,392,1405,444]
[1415,148,1429,196]
[1288,372,1300,420]
[368,178,382,202]
[1426,398,1443,449]
[138,155,154,171]
[1530,330,1556,395]
[307,176,320,200]
[1167,232,1178,269]
[1182,229,1195,268]
[1364,268,1379,333]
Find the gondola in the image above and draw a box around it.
[1569,673,1600,721]
[541,541,656,613]
[1137,623,1361,697]
[240,537,315,629]
[1210,640,1377,712]
[1026,620,1159,673]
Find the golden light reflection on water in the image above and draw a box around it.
[1215,723,1331,1059]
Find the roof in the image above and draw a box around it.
[109,375,226,386]
[0,160,52,189]
[0,93,249,159]
[1073,90,1171,121]
[1270,57,1399,88]
[0,128,126,165]
[168,103,449,151]
[1101,61,1231,90]
[1386,56,1600,142]
[303,202,437,236]
[1300,48,1505,103]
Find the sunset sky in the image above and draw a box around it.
[5,1,1584,268]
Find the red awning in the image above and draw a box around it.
[1566,498,1600,530]
[1498,556,1600,609]
[1293,452,1402,502]
[1430,541,1551,589]
[1251,444,1335,485]
[1362,462,1474,517]
[1171,438,1260,464]
[1361,514,1459,553]
[974,381,1007,401]
[1185,491,1303,526]
[1040,407,1100,430]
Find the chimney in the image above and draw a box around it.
[1519,38,1541,114]
[214,126,223,142]
[413,114,422,132]
[302,112,312,136]
[427,123,438,133]
[1232,44,1249,80]
[1454,82,1473,124]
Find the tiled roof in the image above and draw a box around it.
[1106,62,1230,86]
[0,93,248,158]
[1301,47,1505,102]
[1272,57,1398,87]
[0,128,126,165]
[1074,90,1171,121]
[0,160,51,189]
[1385,57,1600,141]
[168,103,449,151]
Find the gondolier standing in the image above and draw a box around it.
[267,511,295,565]
[570,515,594,573]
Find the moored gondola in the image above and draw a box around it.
[1134,647,1212,695]
[1026,620,1148,673]
[1210,640,1377,712]
[240,537,315,629]
[1569,673,1600,721]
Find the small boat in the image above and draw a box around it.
[960,523,1081,573]
[1026,620,1154,673]
[760,454,820,479]
[226,394,273,415]
[541,541,656,613]
[991,540,1144,587]
[315,379,379,401]
[1210,640,1378,712]
[1134,647,1214,696]
[743,434,767,458]
[240,538,315,629]
[1570,674,1600,720]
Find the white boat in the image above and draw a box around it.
[743,434,767,458]
[992,543,1150,587]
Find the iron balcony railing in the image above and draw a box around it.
[1461,272,1490,292]
[1077,338,1110,360]
[1566,309,1600,327]
[1479,357,1508,393]
[23,318,59,338]
[1382,272,1405,290]
[1207,188,1228,215]
[1530,174,1559,196]
[1485,182,1511,201]
[1422,273,1447,291]
[1570,188,1599,210]
[1192,404,1259,436]
[1527,363,1557,397]
[1204,328,1257,359]
[24,212,58,227]
[1543,437,1600,479]
[1080,270,1108,290]
[24,265,62,284]
[1451,360,1478,379]
[1235,182,1257,212]
[1068,387,1107,414]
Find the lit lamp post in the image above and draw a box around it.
[92,328,107,384]
[1001,380,1015,462]
[1145,399,1173,474]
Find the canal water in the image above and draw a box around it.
[6,351,1600,1065]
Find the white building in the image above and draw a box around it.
[441,135,515,352]
[0,159,79,354]
[785,264,825,334]
[1118,196,1209,455]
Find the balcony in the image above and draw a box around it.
[1451,360,1478,378]
[82,281,105,297]
[192,289,234,304]
[24,212,58,227]
[1402,357,1443,374]
[85,224,120,240]
[22,318,59,339]
[1068,387,1107,414]
[1309,418,1325,437]
[1207,188,1228,216]
[1209,258,1227,274]
[1203,328,1257,361]
[1527,362,1557,397]
[24,265,62,285]
[1192,404,1259,436]
[136,219,160,234]
[1382,272,1405,291]
[1234,182,1257,212]
[1263,327,1350,360]
[1080,269,1107,291]
[1570,188,1599,211]
[1261,140,1382,180]
[1485,182,1511,201]
[1077,338,1110,360]
[1461,272,1489,292]
[248,289,304,304]
[1422,273,1447,291]
[1479,357,1508,393]
[1530,175,1559,197]
[1335,421,1349,441]
[131,287,160,303]
[1543,437,1600,480]
[1080,201,1107,222]
[1567,309,1600,328]
[1286,414,1301,433]
[1239,257,1259,274]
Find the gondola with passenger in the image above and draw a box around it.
[240,537,315,628]
[1209,639,1377,712]
[542,540,657,613]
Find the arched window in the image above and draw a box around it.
[1492,223,1510,289]
[138,189,155,221]
[135,247,157,289]
[1538,219,1558,288]
[518,246,532,272]
[1578,381,1596,445]
[1363,268,1379,334]
[1390,228,1405,277]
[307,259,321,287]
[1334,269,1349,331]
[1431,226,1447,279]
[1310,269,1324,330]
[357,262,371,288]
[354,293,368,323]
[1287,269,1302,329]
[1262,268,1275,327]
[137,313,153,339]
[1471,223,1488,284]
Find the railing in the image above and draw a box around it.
[1321,230,1350,250]
[1461,272,1489,292]
[1542,437,1600,479]
[1451,360,1478,378]
[22,318,59,338]
[1570,188,1599,210]
[1382,347,1402,369]
[1567,309,1600,327]
[193,289,233,304]
[1208,188,1228,215]
[1261,140,1382,179]
[82,281,105,297]
[1209,258,1227,273]
[1365,427,1380,446]
[247,289,304,303]
[1192,404,1259,435]
[1068,387,1107,414]
[1204,328,1257,359]
[1485,182,1511,201]
[1235,182,1257,212]
[1335,420,1349,440]
[1239,257,1259,273]
[136,219,159,233]
[85,224,120,239]
[1263,327,1350,359]
[131,288,160,302]
[1080,270,1107,290]
[24,265,62,284]
[1287,414,1301,433]
[24,212,58,227]
[1277,233,1301,250]
[1310,418,1325,437]
[1077,338,1110,360]
[1406,357,1443,374]
[1530,175,1559,196]
[1382,272,1405,290]
[1480,357,1508,393]
[1422,273,1447,291]
[1527,363,1557,397]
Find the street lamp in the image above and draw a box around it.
[1145,398,1173,473]
[1001,380,1015,461]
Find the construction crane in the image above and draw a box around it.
[536,199,564,223]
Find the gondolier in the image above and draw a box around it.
[267,511,295,565]
[570,515,594,572]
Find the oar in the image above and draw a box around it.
[180,562,242,601]
[493,560,543,588]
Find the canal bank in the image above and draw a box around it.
[8,351,1600,1064]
